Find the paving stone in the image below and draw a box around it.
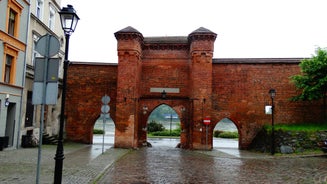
[98,147,327,184]
[1,142,326,184]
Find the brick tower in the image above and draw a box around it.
[114,27,143,148]
[188,27,217,149]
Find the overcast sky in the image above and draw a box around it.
[61,0,327,63]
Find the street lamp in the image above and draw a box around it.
[269,88,276,155]
[54,5,79,184]
[143,105,148,115]
[161,90,167,99]
[4,94,10,107]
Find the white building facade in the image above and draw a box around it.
[22,0,65,146]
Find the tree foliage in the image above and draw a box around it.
[291,48,327,123]
[147,120,165,132]
[291,48,327,101]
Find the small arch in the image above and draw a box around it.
[213,118,239,149]
[92,114,115,147]
[146,104,181,147]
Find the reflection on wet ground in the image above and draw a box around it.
[93,134,240,157]
[97,141,327,184]
[91,135,327,183]
[92,132,327,184]
[93,120,241,157]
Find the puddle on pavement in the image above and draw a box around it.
[92,134,240,158]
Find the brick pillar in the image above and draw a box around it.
[114,27,143,148]
[188,27,217,149]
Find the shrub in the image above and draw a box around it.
[213,130,224,137]
[93,129,104,134]
[218,131,238,138]
[147,120,165,132]
[151,129,181,137]
[148,124,181,137]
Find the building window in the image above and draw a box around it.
[5,55,13,83]
[3,43,18,84]
[32,34,41,66]
[36,0,44,19]
[49,5,55,30]
[8,9,17,36]
[7,0,23,38]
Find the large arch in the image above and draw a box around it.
[146,104,181,147]
[137,100,191,149]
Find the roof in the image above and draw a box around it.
[115,26,141,34]
[212,58,305,64]
[143,36,188,44]
[190,27,215,34]
[70,61,118,66]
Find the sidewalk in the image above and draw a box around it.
[0,142,130,184]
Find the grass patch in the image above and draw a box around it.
[147,121,181,137]
[218,131,239,138]
[264,123,327,132]
[149,129,181,137]
[214,130,238,138]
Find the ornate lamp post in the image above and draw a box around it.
[161,90,167,99]
[54,5,79,183]
[269,88,276,155]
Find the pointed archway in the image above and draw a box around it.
[213,118,239,149]
[138,98,191,149]
[93,114,115,146]
[146,104,181,147]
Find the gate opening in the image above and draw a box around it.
[213,118,239,149]
[147,104,181,147]
[93,114,115,146]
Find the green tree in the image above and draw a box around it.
[291,48,327,122]
[147,120,165,132]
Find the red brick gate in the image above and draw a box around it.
[65,27,323,150]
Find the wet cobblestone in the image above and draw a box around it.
[1,140,327,184]
[98,147,327,184]
[0,143,129,184]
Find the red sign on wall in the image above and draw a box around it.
[203,117,211,125]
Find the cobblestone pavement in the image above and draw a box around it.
[0,142,129,184]
[98,147,327,184]
[1,139,327,184]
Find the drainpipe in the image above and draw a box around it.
[17,3,31,149]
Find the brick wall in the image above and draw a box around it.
[212,59,322,148]
[65,59,322,148]
[65,28,323,149]
[65,63,117,143]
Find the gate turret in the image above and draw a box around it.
[188,27,217,149]
[114,26,143,148]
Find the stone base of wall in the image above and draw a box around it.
[250,128,327,154]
